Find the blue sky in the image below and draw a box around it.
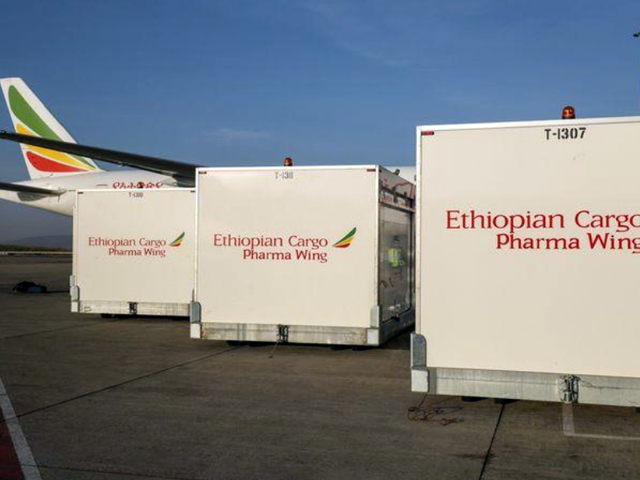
[1,0,640,241]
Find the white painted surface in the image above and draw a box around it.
[0,376,42,480]
[196,167,378,328]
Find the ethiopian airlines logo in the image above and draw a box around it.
[333,227,357,248]
[170,232,185,247]
[213,227,358,263]
[8,85,99,174]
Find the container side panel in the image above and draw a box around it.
[75,189,195,304]
[196,169,376,327]
[420,119,640,378]
[378,206,413,322]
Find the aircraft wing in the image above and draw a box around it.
[0,131,200,186]
[0,181,64,196]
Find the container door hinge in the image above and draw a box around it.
[277,324,289,343]
[559,375,580,404]
[129,302,138,315]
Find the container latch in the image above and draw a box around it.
[560,375,580,404]
[277,324,289,343]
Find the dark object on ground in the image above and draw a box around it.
[12,281,48,294]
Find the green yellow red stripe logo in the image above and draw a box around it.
[170,232,185,247]
[8,85,97,173]
[333,227,357,248]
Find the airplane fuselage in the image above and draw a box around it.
[0,170,176,216]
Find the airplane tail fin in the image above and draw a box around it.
[0,78,101,179]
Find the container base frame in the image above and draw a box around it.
[196,308,414,346]
[72,300,189,317]
[411,333,640,407]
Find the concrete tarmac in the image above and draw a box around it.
[1,257,640,479]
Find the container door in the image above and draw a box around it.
[196,168,378,328]
[419,119,640,379]
[75,189,195,306]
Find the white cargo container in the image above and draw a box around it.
[411,116,640,406]
[71,188,195,316]
[192,165,414,345]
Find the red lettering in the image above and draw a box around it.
[496,233,509,249]
[574,210,590,228]
[447,210,461,229]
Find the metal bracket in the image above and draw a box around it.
[189,301,202,339]
[559,374,581,404]
[189,301,201,323]
[410,333,430,392]
[277,324,289,343]
[366,328,379,345]
[69,276,79,300]
[128,302,138,315]
[370,305,381,328]
[411,333,427,368]
[70,286,80,313]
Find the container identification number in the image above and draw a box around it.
[275,171,294,180]
[544,127,587,140]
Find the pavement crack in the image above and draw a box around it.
[1,346,240,423]
[478,403,505,480]
[37,464,203,480]
[0,319,115,341]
